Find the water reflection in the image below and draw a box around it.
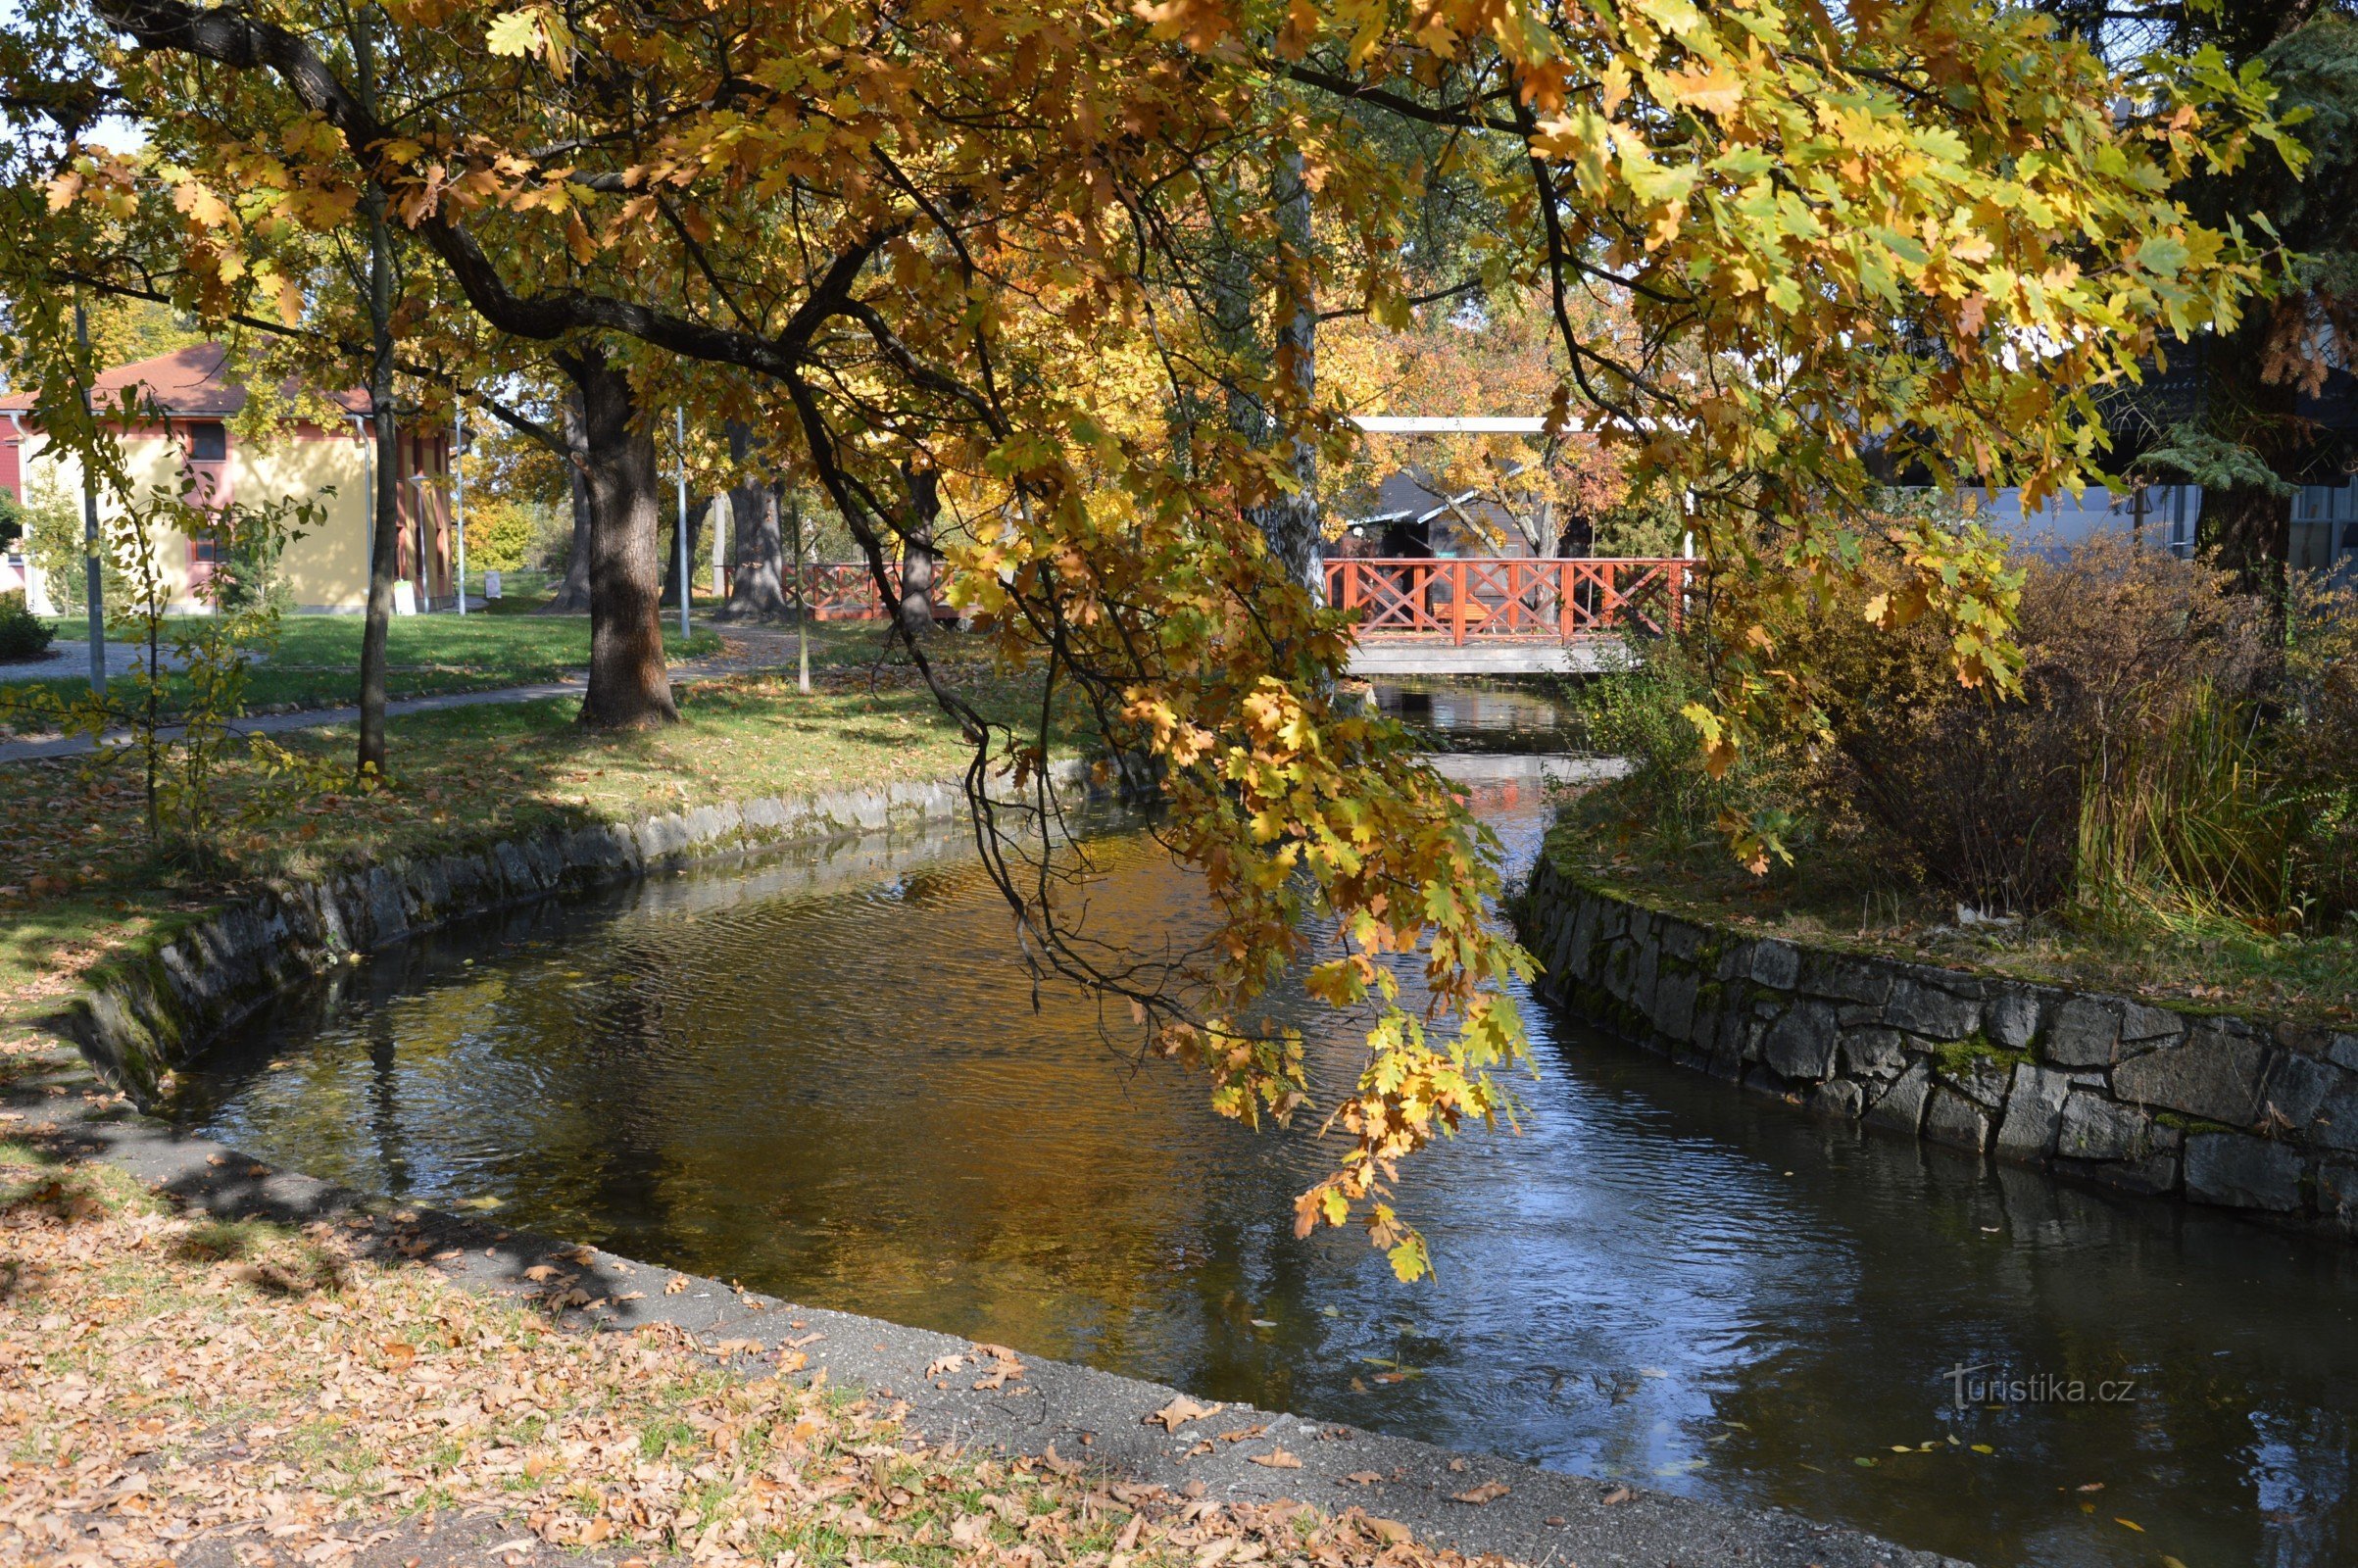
[1368,681,1574,753]
[172,786,2358,1568]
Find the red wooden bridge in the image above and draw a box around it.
[789,556,1687,673]
[1325,557,1689,673]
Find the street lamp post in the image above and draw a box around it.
[453,402,467,615]
[675,407,690,640]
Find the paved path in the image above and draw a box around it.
[2,637,205,680]
[6,1039,1966,1568]
[0,623,819,764]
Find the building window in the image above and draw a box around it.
[186,421,227,463]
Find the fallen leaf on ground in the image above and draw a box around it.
[1451,1481,1509,1505]
[663,1275,690,1295]
[1600,1485,1635,1505]
[1249,1448,1302,1469]
[1343,1472,1383,1485]
[1148,1395,1223,1432]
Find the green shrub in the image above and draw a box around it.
[21,481,133,618]
[2075,680,2296,929]
[1782,532,2273,912]
[1565,638,1805,866]
[464,495,564,573]
[0,589,55,663]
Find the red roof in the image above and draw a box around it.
[0,342,369,419]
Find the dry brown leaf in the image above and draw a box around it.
[663,1275,690,1295]
[1342,1471,1383,1485]
[1600,1484,1636,1505]
[1147,1396,1223,1432]
[1247,1448,1301,1469]
[1451,1481,1510,1505]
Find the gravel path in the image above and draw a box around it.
[0,622,819,765]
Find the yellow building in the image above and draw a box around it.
[0,343,454,614]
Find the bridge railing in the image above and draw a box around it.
[1325,557,1689,643]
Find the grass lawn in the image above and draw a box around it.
[2,608,724,715]
[0,1132,1407,1568]
[0,634,1075,1048]
[1543,790,2358,1028]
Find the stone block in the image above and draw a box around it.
[1800,953,1892,1006]
[1565,901,1599,979]
[2333,1035,2358,1073]
[1655,969,1699,1044]
[2185,1133,2303,1212]
[1839,1026,1909,1078]
[2320,1164,2358,1240]
[1761,999,1840,1082]
[365,866,409,945]
[2112,1023,2270,1127]
[1749,939,1800,991]
[2312,1078,2358,1153]
[1924,1088,1991,1154]
[2043,997,2120,1067]
[1942,1056,2014,1112]
[1809,1079,1864,1120]
[1993,1063,2074,1162]
[1985,988,2041,1053]
[1865,1058,1934,1135]
[1884,979,1980,1042]
[2119,1001,2186,1048]
[1633,938,1661,1017]
[2055,1092,2171,1163]
[1658,919,1699,962]
[2078,1151,2180,1197]
[2260,1052,2342,1137]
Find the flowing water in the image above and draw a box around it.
[169,688,2358,1568]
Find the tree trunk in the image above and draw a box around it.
[899,463,941,637]
[1254,141,1322,599]
[717,424,790,620]
[353,7,398,782]
[561,346,678,728]
[2194,333,2298,633]
[543,393,594,612]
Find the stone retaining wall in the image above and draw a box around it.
[61,762,1119,1102]
[1517,858,2358,1239]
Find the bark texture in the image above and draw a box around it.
[1254,142,1323,600]
[717,423,790,620]
[352,10,397,781]
[899,464,942,637]
[563,346,678,729]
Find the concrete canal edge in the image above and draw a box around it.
[53,763,1127,1106]
[11,1097,1966,1568]
[1516,858,2358,1239]
[9,757,1966,1568]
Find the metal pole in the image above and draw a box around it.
[452,402,467,614]
[73,299,105,694]
[675,406,690,639]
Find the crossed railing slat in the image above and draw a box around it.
[1325,557,1689,643]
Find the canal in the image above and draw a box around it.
[166,685,2358,1568]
